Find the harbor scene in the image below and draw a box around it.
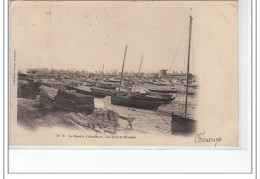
[10,1,239,147]
[13,2,200,139]
[17,51,198,136]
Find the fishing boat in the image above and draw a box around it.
[95,81,118,90]
[128,92,175,104]
[148,86,178,93]
[90,87,115,96]
[103,78,121,83]
[141,79,155,85]
[136,79,144,84]
[110,44,164,110]
[65,85,106,98]
[111,95,163,110]
[147,91,174,98]
[171,12,196,135]
[85,79,97,86]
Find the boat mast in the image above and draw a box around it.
[118,44,128,96]
[133,54,143,92]
[101,64,104,74]
[137,55,143,77]
[184,12,193,118]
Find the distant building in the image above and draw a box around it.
[159,69,167,78]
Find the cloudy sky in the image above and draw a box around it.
[11,1,237,74]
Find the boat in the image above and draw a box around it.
[153,81,167,86]
[128,92,175,104]
[136,79,144,84]
[171,113,196,135]
[65,85,106,98]
[148,86,177,93]
[110,44,165,110]
[141,78,168,86]
[85,79,97,86]
[171,11,196,135]
[95,81,118,90]
[103,78,121,83]
[147,91,174,98]
[111,94,163,110]
[141,79,155,84]
[90,87,115,96]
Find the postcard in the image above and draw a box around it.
[10,0,238,147]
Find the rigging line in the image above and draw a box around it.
[168,19,189,72]
[154,110,172,126]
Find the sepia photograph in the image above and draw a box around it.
[10,0,238,146]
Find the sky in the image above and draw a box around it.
[11,1,237,74]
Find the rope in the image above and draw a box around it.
[168,19,189,72]
[154,110,172,126]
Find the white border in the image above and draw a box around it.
[2,0,256,177]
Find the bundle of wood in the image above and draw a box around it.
[39,85,58,107]
[54,90,94,112]
[63,112,101,132]
[63,109,120,133]
[91,109,119,129]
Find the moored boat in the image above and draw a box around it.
[171,12,196,135]
[90,87,115,96]
[171,113,196,135]
[147,91,174,98]
[148,87,177,93]
[103,78,121,83]
[110,44,165,110]
[128,93,174,104]
[95,81,118,90]
[65,85,106,98]
[111,94,163,110]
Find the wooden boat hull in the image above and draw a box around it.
[65,85,106,98]
[128,93,174,104]
[148,89,178,93]
[147,91,173,98]
[103,78,120,83]
[90,87,115,96]
[171,113,196,135]
[111,95,162,110]
[95,83,117,90]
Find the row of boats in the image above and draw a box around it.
[65,80,177,110]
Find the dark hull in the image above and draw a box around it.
[171,113,196,135]
[147,91,173,98]
[90,87,115,96]
[65,85,106,98]
[111,95,162,110]
[148,89,178,93]
[128,93,174,104]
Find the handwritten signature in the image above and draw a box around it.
[194,131,222,147]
